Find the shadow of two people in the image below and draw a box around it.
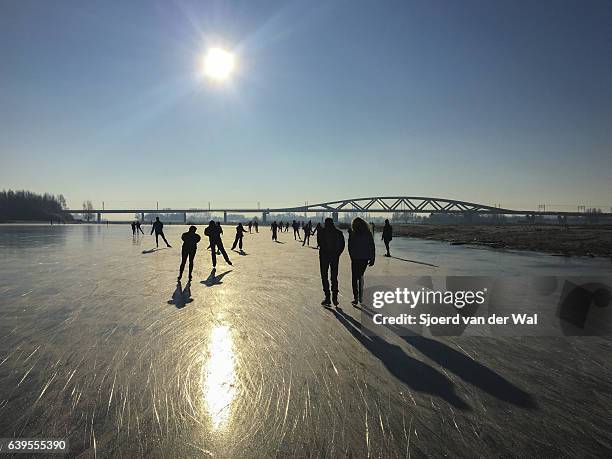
[329,305,537,410]
[168,281,192,309]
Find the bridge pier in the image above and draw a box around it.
[97,212,101,223]
[140,212,144,222]
[223,211,228,224]
[332,211,339,223]
[262,212,267,224]
[183,212,187,224]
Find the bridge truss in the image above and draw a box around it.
[277,197,512,214]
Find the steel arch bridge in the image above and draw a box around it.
[65,196,612,224]
[272,196,512,214]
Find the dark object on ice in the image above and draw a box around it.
[178,226,201,281]
[202,268,232,286]
[232,223,246,250]
[204,220,232,267]
[168,281,192,309]
[332,307,470,410]
[318,218,345,306]
[382,219,393,257]
[348,217,375,303]
[151,217,171,248]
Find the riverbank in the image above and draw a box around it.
[388,224,612,258]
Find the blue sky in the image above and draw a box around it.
[1,0,611,211]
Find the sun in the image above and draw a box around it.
[202,47,236,81]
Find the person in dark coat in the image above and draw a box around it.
[382,219,393,257]
[204,220,232,267]
[292,220,300,240]
[136,221,144,234]
[151,217,172,248]
[178,225,201,281]
[271,221,279,241]
[318,218,345,306]
[232,222,246,250]
[302,221,313,246]
[312,222,322,247]
[348,217,375,305]
[131,221,136,236]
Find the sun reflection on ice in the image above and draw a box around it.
[202,325,236,430]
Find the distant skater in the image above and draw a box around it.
[254,220,259,233]
[285,222,289,232]
[248,221,253,233]
[178,226,201,281]
[136,221,144,234]
[348,217,375,305]
[271,221,278,241]
[204,220,232,267]
[151,217,172,248]
[382,219,393,257]
[131,221,136,236]
[302,221,312,246]
[370,222,375,235]
[313,222,322,247]
[292,220,300,240]
[232,222,246,250]
[318,218,345,306]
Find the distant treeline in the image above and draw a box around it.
[0,190,73,222]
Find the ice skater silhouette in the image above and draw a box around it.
[382,219,393,257]
[204,220,232,268]
[151,217,171,248]
[232,222,246,250]
[178,225,201,281]
[318,218,345,306]
[348,217,375,305]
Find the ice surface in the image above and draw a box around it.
[0,224,611,457]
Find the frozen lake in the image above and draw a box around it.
[0,224,611,457]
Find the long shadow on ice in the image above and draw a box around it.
[142,247,168,254]
[201,268,232,287]
[389,255,438,268]
[358,306,537,409]
[330,307,471,410]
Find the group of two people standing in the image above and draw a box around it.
[318,217,385,306]
[131,220,145,236]
[318,218,393,306]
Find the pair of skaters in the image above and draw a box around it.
[317,217,374,306]
[318,217,393,306]
[247,220,259,233]
[131,221,145,236]
[178,220,233,281]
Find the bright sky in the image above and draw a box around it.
[1,0,611,211]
